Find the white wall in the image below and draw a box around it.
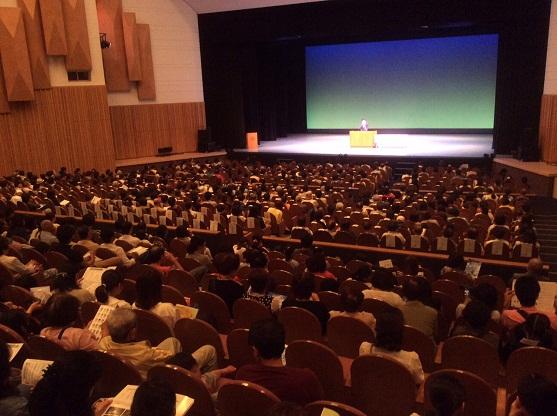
[545,0,557,94]
[107,0,204,106]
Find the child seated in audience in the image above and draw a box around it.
[359,308,425,385]
[132,268,177,327]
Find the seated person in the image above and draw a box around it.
[359,308,424,385]
[167,352,236,395]
[501,312,554,362]
[133,269,177,328]
[419,374,466,416]
[52,272,94,305]
[208,252,244,313]
[94,269,131,309]
[29,220,59,246]
[502,275,557,331]
[75,225,99,252]
[400,276,438,341]
[281,273,330,334]
[174,225,191,246]
[0,340,29,416]
[456,283,500,322]
[330,288,376,330]
[99,308,217,378]
[509,374,557,416]
[290,217,312,237]
[235,319,323,405]
[244,269,283,313]
[306,252,336,280]
[362,268,404,308]
[382,220,406,246]
[53,224,90,276]
[117,221,141,248]
[185,236,212,266]
[40,294,98,351]
[98,228,135,267]
[451,300,499,350]
[0,237,42,286]
[130,380,176,416]
[484,226,511,250]
[440,253,467,277]
[29,350,109,416]
[145,246,184,278]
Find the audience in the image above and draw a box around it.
[400,276,438,341]
[130,380,176,416]
[0,340,28,416]
[329,287,376,330]
[509,374,557,416]
[94,269,131,308]
[132,269,177,327]
[363,268,404,308]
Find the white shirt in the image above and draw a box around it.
[133,302,177,328]
[362,288,405,309]
[359,342,424,384]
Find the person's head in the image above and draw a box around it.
[249,269,270,294]
[291,273,315,300]
[267,402,306,416]
[306,252,327,273]
[375,308,404,351]
[175,225,190,239]
[186,236,206,254]
[446,254,465,270]
[461,300,491,331]
[45,293,80,328]
[95,269,125,304]
[29,350,102,416]
[494,214,506,226]
[135,268,163,310]
[52,272,79,292]
[166,353,201,377]
[510,374,557,416]
[56,224,75,245]
[492,226,506,240]
[340,288,364,313]
[469,283,498,311]
[527,258,544,275]
[106,308,138,343]
[371,268,396,291]
[353,263,372,282]
[403,276,432,303]
[0,340,13,397]
[130,380,176,416]
[77,225,90,240]
[81,212,96,227]
[514,276,540,307]
[0,237,10,255]
[248,319,285,361]
[147,245,166,264]
[246,249,268,269]
[40,220,55,233]
[465,227,479,240]
[387,220,398,232]
[299,233,314,249]
[100,227,115,244]
[427,374,466,416]
[214,252,240,277]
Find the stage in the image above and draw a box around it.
[233,133,493,158]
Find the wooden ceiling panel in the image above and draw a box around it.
[62,0,92,71]
[122,12,141,81]
[39,0,68,55]
[136,23,155,101]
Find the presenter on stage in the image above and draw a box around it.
[360,119,369,131]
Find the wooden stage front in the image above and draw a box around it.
[493,157,557,198]
[115,151,227,169]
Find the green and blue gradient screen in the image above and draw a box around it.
[305,35,499,129]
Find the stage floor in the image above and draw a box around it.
[234,133,493,158]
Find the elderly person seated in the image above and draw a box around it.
[99,308,217,378]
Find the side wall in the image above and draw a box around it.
[540,0,557,163]
[107,0,205,160]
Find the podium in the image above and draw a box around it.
[246,132,258,150]
[349,130,377,147]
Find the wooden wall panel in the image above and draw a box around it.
[38,0,67,55]
[136,23,155,101]
[122,12,141,81]
[96,0,130,92]
[110,102,206,159]
[0,57,9,113]
[0,8,35,102]
[0,86,115,174]
[539,94,557,163]
[18,0,51,89]
[61,0,91,71]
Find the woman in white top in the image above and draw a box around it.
[359,307,424,384]
[94,269,131,309]
[329,287,376,330]
[132,268,177,327]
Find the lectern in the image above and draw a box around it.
[349,130,377,147]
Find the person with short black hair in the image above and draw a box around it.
[185,236,212,266]
[363,268,404,308]
[244,269,282,312]
[359,308,424,384]
[99,228,135,267]
[76,225,99,252]
[130,380,176,416]
[208,252,244,313]
[133,268,177,327]
[235,319,323,405]
[509,374,557,416]
[451,300,499,349]
[40,293,98,351]
[502,275,557,331]
[29,350,108,416]
[52,272,95,304]
[425,374,466,416]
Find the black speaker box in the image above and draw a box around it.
[158,146,173,155]
[198,128,217,152]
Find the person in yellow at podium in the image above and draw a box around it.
[360,119,369,131]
